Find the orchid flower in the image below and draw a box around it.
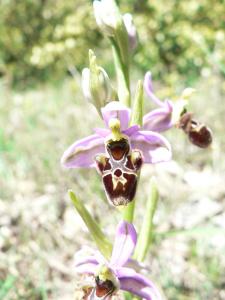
[143,71,174,133]
[61,101,171,169]
[75,221,162,300]
[143,71,198,134]
[61,101,171,205]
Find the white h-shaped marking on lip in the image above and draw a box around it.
[112,174,127,191]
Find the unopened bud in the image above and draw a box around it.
[93,0,122,37]
[181,88,196,100]
[123,13,137,51]
[82,50,112,114]
[93,0,129,68]
[81,68,92,102]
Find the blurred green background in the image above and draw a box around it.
[0,0,225,299]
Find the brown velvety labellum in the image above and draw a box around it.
[188,123,212,148]
[95,138,143,206]
[178,112,212,148]
[103,172,137,206]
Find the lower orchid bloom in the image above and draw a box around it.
[61,101,171,205]
[75,221,163,300]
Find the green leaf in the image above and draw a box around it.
[0,276,16,299]
[134,177,159,262]
[69,190,112,259]
[157,225,225,239]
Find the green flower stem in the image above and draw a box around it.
[131,80,143,127]
[122,201,135,223]
[111,38,130,107]
[69,190,112,259]
[114,20,130,71]
[134,177,159,262]
[122,80,143,223]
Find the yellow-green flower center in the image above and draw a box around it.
[96,264,120,290]
[108,118,123,141]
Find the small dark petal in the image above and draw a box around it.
[95,155,110,174]
[107,138,130,161]
[131,151,143,171]
[104,159,112,171]
[125,152,143,172]
[188,124,213,148]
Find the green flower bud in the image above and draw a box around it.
[81,50,113,114]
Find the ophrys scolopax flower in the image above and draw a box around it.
[61,101,171,205]
[75,221,163,300]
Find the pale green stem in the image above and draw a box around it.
[111,38,130,107]
[69,190,112,259]
[122,80,143,223]
[134,177,159,262]
[122,201,135,223]
[130,80,143,127]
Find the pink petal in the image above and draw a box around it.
[61,134,105,168]
[143,100,173,132]
[101,101,131,131]
[110,221,137,268]
[75,256,99,268]
[123,124,140,136]
[130,131,172,163]
[144,72,164,107]
[94,127,111,137]
[117,267,163,300]
[75,262,98,275]
[74,251,105,276]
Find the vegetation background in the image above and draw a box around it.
[0,0,225,299]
